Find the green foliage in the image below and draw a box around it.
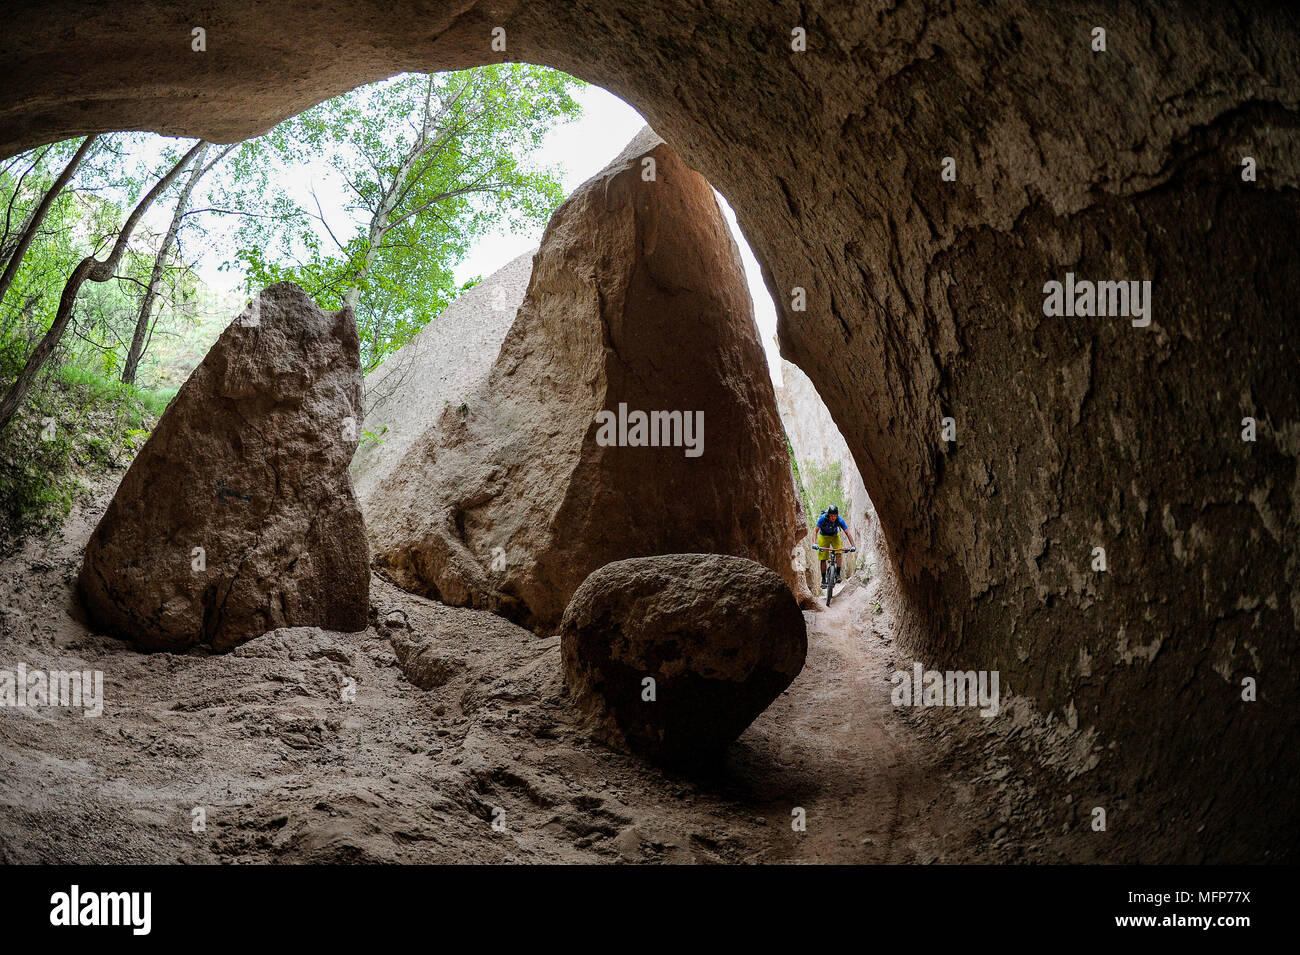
[1,152,92,334]
[137,387,177,418]
[53,363,171,426]
[801,459,844,525]
[1,133,216,394]
[0,65,586,544]
[218,64,581,370]
[0,328,171,545]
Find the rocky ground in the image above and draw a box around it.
[1,469,1119,864]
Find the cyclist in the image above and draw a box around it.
[814,505,856,587]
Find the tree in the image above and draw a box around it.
[220,64,580,370]
[120,141,235,384]
[0,136,97,306]
[0,141,206,432]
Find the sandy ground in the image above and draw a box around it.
[0,470,1109,864]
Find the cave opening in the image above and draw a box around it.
[0,61,921,864]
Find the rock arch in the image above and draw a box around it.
[3,0,1297,861]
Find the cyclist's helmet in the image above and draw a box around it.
[828,505,839,515]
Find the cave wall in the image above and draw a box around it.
[2,0,1297,861]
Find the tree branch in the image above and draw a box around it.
[0,140,205,430]
[0,136,96,305]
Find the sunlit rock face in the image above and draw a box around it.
[365,130,811,630]
[8,0,1299,860]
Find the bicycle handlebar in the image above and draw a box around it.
[813,545,856,552]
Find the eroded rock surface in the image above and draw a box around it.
[367,130,812,630]
[559,554,807,765]
[382,599,536,691]
[78,284,369,651]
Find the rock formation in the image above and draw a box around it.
[786,457,821,597]
[559,554,807,765]
[380,596,539,692]
[10,0,1300,860]
[366,129,812,630]
[350,251,530,506]
[78,284,369,651]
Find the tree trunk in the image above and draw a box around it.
[340,81,434,310]
[342,225,384,311]
[120,142,211,384]
[341,168,405,310]
[0,145,54,267]
[0,135,96,307]
[0,141,205,432]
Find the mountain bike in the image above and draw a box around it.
[814,544,856,607]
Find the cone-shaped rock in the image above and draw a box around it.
[78,283,369,651]
[366,128,813,631]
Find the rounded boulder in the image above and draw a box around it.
[559,553,807,765]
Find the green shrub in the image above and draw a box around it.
[801,459,844,524]
[0,349,172,547]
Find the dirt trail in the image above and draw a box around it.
[725,582,996,862]
[0,470,1092,863]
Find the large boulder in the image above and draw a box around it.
[78,283,369,652]
[559,554,807,764]
[350,251,530,506]
[366,129,812,631]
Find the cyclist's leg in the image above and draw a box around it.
[816,533,833,584]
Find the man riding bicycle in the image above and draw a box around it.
[814,504,856,586]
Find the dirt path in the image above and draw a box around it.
[0,471,1092,863]
[722,581,999,862]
